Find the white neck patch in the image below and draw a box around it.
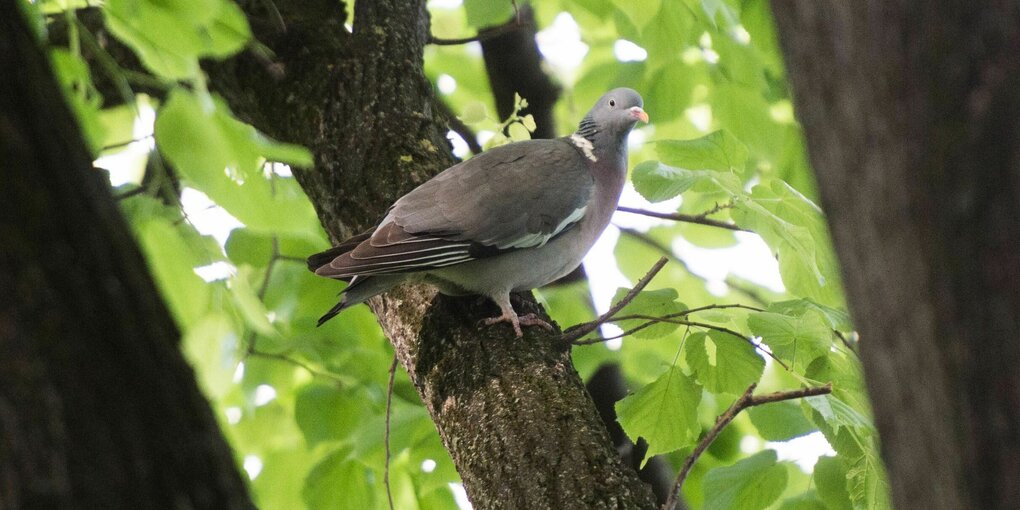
[570,134,598,162]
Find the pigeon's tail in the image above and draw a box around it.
[306,229,374,278]
[316,274,405,326]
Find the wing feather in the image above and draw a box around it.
[390,138,594,250]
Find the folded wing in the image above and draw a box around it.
[314,138,593,279]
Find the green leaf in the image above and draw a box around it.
[303,447,377,509]
[464,0,514,28]
[294,384,363,447]
[768,299,853,331]
[204,1,252,58]
[804,395,872,435]
[154,89,318,233]
[631,160,710,202]
[613,0,661,31]
[507,121,531,142]
[459,101,488,124]
[847,450,891,510]
[519,115,536,133]
[155,88,230,172]
[609,288,686,339]
[50,49,105,154]
[136,217,211,326]
[747,400,816,441]
[778,492,829,510]
[103,0,252,79]
[644,62,697,123]
[814,456,852,510]
[230,266,276,336]
[655,130,749,173]
[685,331,764,395]
[747,311,832,368]
[181,312,238,399]
[616,366,702,461]
[731,180,844,306]
[700,0,739,28]
[703,450,787,510]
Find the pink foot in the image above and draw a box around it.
[480,312,523,337]
[479,312,554,337]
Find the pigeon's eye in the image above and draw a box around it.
[608,99,616,107]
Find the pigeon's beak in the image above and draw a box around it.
[629,106,649,123]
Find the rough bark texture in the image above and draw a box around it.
[0,3,254,508]
[210,0,658,507]
[771,3,1020,509]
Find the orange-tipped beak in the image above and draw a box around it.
[630,106,649,123]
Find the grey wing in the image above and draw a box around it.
[314,139,593,279]
[391,138,594,250]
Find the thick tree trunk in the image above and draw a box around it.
[771,2,1020,509]
[211,0,657,507]
[0,3,254,508]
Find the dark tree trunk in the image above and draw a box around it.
[771,2,1020,509]
[208,0,657,507]
[0,2,254,508]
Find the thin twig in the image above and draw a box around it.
[248,350,345,385]
[560,257,669,342]
[573,314,789,370]
[384,356,398,510]
[833,330,860,358]
[75,18,135,106]
[429,18,523,46]
[103,135,154,152]
[114,185,147,201]
[617,205,747,232]
[662,382,833,510]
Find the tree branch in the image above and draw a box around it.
[560,257,669,343]
[573,314,789,370]
[384,355,398,510]
[617,205,747,232]
[662,383,833,510]
[429,18,525,46]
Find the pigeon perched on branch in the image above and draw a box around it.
[308,88,648,337]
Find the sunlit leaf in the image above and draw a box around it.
[632,160,710,202]
[655,130,749,173]
[703,450,787,510]
[685,331,764,395]
[814,456,852,510]
[747,400,816,441]
[747,310,832,368]
[616,366,701,462]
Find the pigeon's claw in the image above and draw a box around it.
[518,313,554,332]
[481,312,523,337]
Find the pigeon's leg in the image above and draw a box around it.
[480,294,553,337]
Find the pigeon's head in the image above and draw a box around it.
[576,88,648,143]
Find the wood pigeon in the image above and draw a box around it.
[308,88,648,336]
